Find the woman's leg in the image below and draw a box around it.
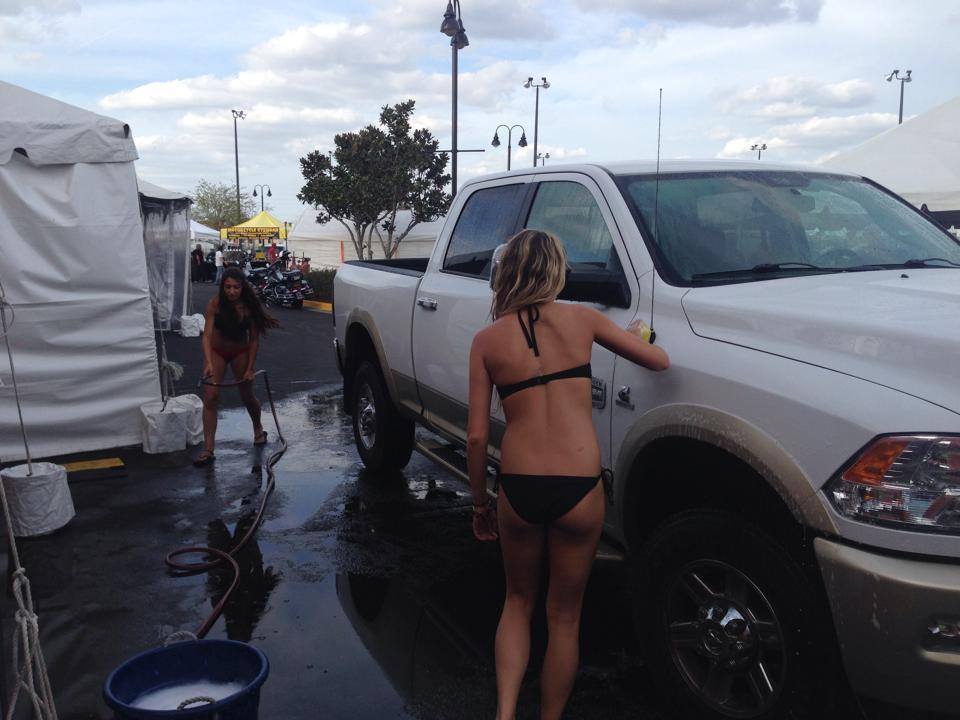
[540,483,604,720]
[230,352,263,440]
[495,489,545,720]
[201,351,227,455]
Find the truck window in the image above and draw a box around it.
[443,184,527,278]
[525,181,623,272]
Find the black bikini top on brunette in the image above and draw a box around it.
[496,305,592,400]
[214,309,251,343]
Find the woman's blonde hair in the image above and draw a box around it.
[491,229,567,319]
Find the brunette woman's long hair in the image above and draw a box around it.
[218,267,278,334]
[490,229,568,320]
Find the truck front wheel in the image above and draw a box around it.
[352,360,415,472]
[633,510,841,720]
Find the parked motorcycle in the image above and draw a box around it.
[249,252,312,308]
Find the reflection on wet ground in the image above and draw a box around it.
[1,386,669,719]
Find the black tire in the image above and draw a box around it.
[351,360,415,472]
[633,510,841,720]
[292,299,304,309]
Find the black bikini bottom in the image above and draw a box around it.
[498,473,601,525]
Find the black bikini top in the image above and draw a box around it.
[496,305,592,400]
[214,308,251,342]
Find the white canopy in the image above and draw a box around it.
[191,220,219,241]
[138,177,192,331]
[822,96,960,212]
[0,82,160,461]
[289,208,445,267]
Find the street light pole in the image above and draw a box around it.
[886,69,912,124]
[252,184,272,212]
[491,124,528,171]
[536,152,550,166]
[523,77,550,168]
[231,109,245,221]
[441,2,469,198]
[750,142,767,160]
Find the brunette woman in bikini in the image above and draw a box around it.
[193,267,278,466]
[468,230,669,720]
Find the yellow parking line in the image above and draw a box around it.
[63,458,124,472]
[304,300,332,312]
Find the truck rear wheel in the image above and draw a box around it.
[352,360,415,472]
[633,510,840,720]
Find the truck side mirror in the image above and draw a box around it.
[559,270,632,308]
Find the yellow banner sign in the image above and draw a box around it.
[224,227,280,240]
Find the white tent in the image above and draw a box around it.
[138,177,191,330]
[823,96,960,216]
[289,208,445,268]
[0,81,160,461]
[191,220,219,242]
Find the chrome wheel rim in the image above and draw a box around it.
[664,559,786,717]
[356,382,377,451]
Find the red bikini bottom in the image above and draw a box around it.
[212,345,249,363]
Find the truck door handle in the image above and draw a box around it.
[616,385,634,410]
[416,297,438,310]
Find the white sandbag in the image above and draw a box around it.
[167,394,203,446]
[140,400,188,454]
[179,314,205,337]
[1,462,75,537]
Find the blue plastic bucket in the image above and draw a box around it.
[103,640,269,719]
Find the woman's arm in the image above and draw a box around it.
[467,332,497,540]
[587,306,670,371]
[244,324,260,381]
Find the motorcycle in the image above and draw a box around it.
[252,252,313,308]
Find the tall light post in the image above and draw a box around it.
[441,1,469,198]
[252,184,272,212]
[491,124,527,171]
[523,76,550,168]
[231,109,245,221]
[886,69,912,124]
[536,152,550,166]
[751,143,767,160]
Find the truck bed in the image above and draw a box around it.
[344,258,429,276]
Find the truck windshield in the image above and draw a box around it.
[616,171,960,285]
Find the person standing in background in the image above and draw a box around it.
[214,245,225,285]
[191,244,204,282]
[267,241,279,265]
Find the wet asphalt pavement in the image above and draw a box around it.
[0,283,670,720]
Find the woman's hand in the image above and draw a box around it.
[472,503,499,541]
[242,368,255,383]
[203,362,214,379]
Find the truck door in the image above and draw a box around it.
[411,178,534,443]
[522,174,649,473]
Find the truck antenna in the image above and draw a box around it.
[650,87,662,335]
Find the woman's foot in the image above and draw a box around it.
[253,429,268,446]
[193,449,216,467]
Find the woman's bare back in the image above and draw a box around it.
[479,302,600,476]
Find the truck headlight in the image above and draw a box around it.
[827,435,960,534]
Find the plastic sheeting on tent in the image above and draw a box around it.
[138,178,191,331]
[0,80,161,461]
[823,96,960,222]
[288,208,445,268]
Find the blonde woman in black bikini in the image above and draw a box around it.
[194,267,277,467]
[468,230,669,719]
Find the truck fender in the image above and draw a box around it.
[612,404,838,536]
[344,308,402,409]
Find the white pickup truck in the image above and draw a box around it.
[333,160,960,719]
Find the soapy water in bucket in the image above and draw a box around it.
[131,680,245,710]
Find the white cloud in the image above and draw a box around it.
[616,23,667,46]
[723,75,874,113]
[717,112,899,158]
[574,0,823,26]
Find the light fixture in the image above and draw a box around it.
[518,133,528,148]
[491,133,501,147]
[440,1,458,35]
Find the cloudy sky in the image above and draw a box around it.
[3,0,959,223]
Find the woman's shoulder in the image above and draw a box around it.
[206,296,220,313]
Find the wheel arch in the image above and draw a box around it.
[343,311,400,410]
[613,405,838,553]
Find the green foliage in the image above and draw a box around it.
[305,268,336,302]
[192,179,259,229]
[297,100,451,261]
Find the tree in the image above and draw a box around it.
[297,100,451,260]
[192,179,259,230]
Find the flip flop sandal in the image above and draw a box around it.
[253,430,268,446]
[193,450,216,467]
